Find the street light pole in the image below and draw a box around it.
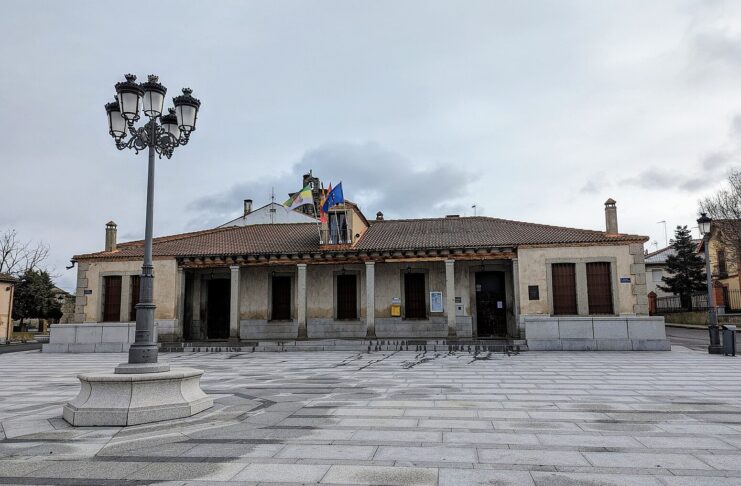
[105,74,201,373]
[698,213,722,354]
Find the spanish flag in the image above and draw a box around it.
[283,185,314,211]
[318,183,331,223]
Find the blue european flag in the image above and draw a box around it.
[321,182,344,213]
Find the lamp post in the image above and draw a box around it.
[106,74,201,373]
[698,213,722,354]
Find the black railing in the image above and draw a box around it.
[655,293,709,313]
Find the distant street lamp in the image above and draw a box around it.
[106,74,201,372]
[698,213,722,354]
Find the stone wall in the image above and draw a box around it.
[43,321,172,353]
[524,315,670,351]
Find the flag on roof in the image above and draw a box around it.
[283,185,314,211]
[319,183,331,223]
[321,182,344,213]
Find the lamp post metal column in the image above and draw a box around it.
[698,213,722,354]
[105,74,201,373]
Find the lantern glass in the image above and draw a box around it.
[142,90,165,117]
[175,104,197,131]
[163,121,180,140]
[697,213,712,236]
[117,91,141,121]
[108,109,127,139]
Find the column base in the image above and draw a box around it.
[63,367,213,426]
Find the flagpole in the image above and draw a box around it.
[340,182,351,244]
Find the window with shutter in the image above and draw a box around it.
[586,262,614,314]
[129,275,141,322]
[551,263,577,315]
[404,273,426,319]
[102,276,122,322]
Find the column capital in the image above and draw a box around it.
[297,263,308,269]
[365,260,375,266]
[445,258,455,265]
[229,265,240,272]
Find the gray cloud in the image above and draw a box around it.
[187,142,475,227]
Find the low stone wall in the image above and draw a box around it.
[42,321,171,353]
[524,315,670,351]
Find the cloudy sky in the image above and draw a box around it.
[1,0,740,291]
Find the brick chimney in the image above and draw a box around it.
[105,221,117,251]
[604,198,618,235]
[244,199,253,216]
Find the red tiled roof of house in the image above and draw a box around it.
[74,216,647,260]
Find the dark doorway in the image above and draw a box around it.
[207,279,230,339]
[404,273,426,319]
[102,276,122,322]
[475,271,507,337]
[129,275,141,322]
[271,275,292,321]
[336,274,357,320]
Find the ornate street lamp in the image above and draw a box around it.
[106,74,201,372]
[698,213,722,354]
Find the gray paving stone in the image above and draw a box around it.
[232,463,330,482]
[375,445,477,463]
[439,467,535,485]
[478,448,590,466]
[277,444,377,460]
[531,471,663,485]
[129,462,248,481]
[583,452,713,470]
[321,464,437,485]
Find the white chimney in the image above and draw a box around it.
[105,221,117,251]
[243,199,253,216]
[604,198,618,235]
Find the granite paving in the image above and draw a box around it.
[2,348,741,484]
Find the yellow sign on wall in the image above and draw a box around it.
[391,304,401,317]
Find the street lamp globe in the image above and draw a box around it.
[105,100,127,140]
[115,74,143,123]
[140,75,167,118]
[697,213,712,236]
[173,88,201,133]
[160,108,181,141]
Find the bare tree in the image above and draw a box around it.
[0,228,50,277]
[699,169,741,276]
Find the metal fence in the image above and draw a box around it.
[654,289,741,314]
[655,293,709,313]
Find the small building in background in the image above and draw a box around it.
[645,241,702,298]
[0,273,17,344]
[219,201,316,228]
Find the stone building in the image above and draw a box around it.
[45,198,668,352]
[0,273,17,344]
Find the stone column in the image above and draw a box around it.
[445,259,456,337]
[120,275,131,322]
[365,261,376,337]
[176,267,185,340]
[229,265,240,340]
[575,262,589,316]
[297,264,307,338]
[512,258,521,338]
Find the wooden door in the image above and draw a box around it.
[271,276,292,321]
[552,263,577,315]
[586,262,613,314]
[102,276,122,322]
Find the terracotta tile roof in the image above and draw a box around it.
[0,273,17,283]
[355,217,647,251]
[74,216,647,260]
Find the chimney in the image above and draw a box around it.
[376,211,384,221]
[243,199,253,216]
[105,221,117,252]
[604,198,618,234]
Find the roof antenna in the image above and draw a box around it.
[472,204,477,217]
[270,187,275,224]
[656,220,667,248]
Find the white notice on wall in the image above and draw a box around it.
[497,301,503,309]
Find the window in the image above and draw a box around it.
[551,263,577,315]
[328,213,350,244]
[586,262,614,314]
[271,275,292,321]
[102,276,122,322]
[652,269,662,282]
[718,250,727,275]
[404,273,426,319]
[129,275,141,322]
[336,274,357,320]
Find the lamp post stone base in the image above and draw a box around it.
[63,367,213,427]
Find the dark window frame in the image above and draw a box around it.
[129,275,141,322]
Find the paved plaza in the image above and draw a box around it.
[2,348,741,485]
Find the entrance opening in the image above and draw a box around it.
[475,271,507,337]
[206,279,230,339]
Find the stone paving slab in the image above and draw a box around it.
[3,349,741,484]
